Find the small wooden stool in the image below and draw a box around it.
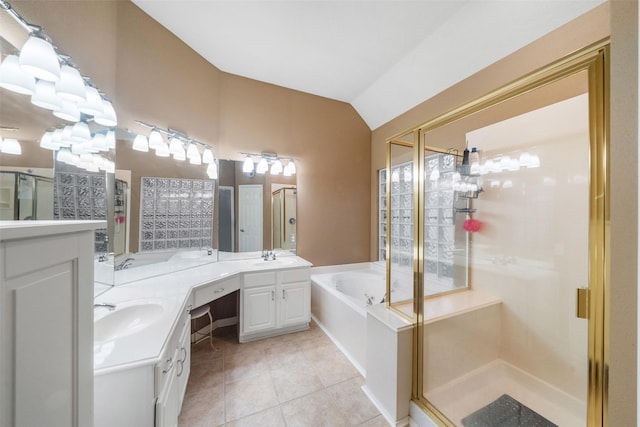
[190,304,214,349]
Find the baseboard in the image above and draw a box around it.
[311,313,366,377]
[361,385,410,427]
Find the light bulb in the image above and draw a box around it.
[270,159,283,175]
[132,134,149,152]
[256,158,268,174]
[1,138,22,155]
[148,130,164,150]
[242,156,254,173]
[202,148,214,164]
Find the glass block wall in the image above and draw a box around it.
[139,177,215,252]
[53,171,108,253]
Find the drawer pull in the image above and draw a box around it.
[162,357,174,374]
[214,287,225,294]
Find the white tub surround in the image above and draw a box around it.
[363,304,413,427]
[93,253,311,427]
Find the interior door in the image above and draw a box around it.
[238,184,263,251]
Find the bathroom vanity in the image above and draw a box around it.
[0,220,104,427]
[93,252,312,427]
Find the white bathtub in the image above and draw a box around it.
[311,262,389,374]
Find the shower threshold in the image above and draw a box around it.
[425,359,585,427]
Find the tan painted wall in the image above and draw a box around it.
[7,0,371,266]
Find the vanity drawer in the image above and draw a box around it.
[193,275,240,307]
[279,268,310,284]
[243,271,276,288]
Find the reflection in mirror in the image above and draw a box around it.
[272,187,296,252]
[0,5,117,296]
[218,159,296,258]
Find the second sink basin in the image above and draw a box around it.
[94,300,164,342]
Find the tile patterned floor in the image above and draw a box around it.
[179,321,389,427]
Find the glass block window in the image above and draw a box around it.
[53,171,108,253]
[139,177,215,252]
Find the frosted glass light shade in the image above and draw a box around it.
[270,159,283,175]
[94,100,117,127]
[19,36,60,82]
[284,160,296,175]
[0,55,36,95]
[256,158,268,174]
[1,138,22,155]
[31,80,62,110]
[242,156,254,173]
[92,133,109,151]
[206,162,218,180]
[40,131,61,150]
[55,65,86,103]
[106,130,116,149]
[132,134,149,152]
[53,100,81,122]
[148,130,164,150]
[78,86,104,116]
[173,147,186,161]
[70,121,91,142]
[187,143,201,164]
[169,137,184,155]
[56,148,73,163]
[155,141,170,157]
[202,148,214,164]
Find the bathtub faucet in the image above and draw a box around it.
[365,293,375,306]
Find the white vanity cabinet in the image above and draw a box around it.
[0,220,103,427]
[240,267,310,342]
[155,296,192,427]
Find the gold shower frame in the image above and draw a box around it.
[384,40,610,426]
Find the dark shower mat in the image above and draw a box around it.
[461,394,558,427]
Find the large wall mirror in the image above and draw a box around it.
[1,37,298,295]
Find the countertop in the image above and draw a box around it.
[93,254,312,375]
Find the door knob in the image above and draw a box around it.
[240,229,245,232]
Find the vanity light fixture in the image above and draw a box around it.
[0,138,22,155]
[1,1,117,127]
[240,152,297,176]
[133,120,218,176]
[0,54,35,95]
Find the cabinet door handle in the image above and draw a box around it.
[162,357,173,374]
[180,346,187,363]
[282,289,286,300]
[271,290,275,301]
[176,359,184,377]
[214,287,225,294]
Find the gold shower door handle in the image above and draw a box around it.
[576,287,589,319]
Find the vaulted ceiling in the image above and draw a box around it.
[132,0,604,130]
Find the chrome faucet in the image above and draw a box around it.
[261,250,276,261]
[115,257,134,271]
[94,302,116,311]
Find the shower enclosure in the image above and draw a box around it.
[384,42,609,426]
[0,171,54,220]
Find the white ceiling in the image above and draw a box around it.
[132,0,604,130]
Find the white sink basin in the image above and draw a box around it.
[94,301,164,342]
[251,257,295,267]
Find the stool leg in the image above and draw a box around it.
[206,309,215,350]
